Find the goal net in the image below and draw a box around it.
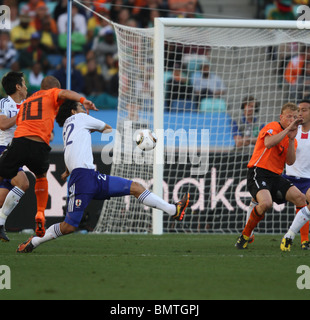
[93,17,310,234]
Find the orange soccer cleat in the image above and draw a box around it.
[16,236,34,253]
[35,211,46,237]
[172,193,190,221]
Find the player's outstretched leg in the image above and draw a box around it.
[131,181,190,220]
[17,222,71,253]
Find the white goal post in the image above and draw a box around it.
[94,16,310,235]
[152,18,308,235]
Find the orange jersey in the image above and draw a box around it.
[247,121,298,175]
[14,88,64,145]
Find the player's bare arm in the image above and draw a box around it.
[286,138,297,165]
[89,124,112,134]
[0,114,17,131]
[58,90,99,114]
[102,124,112,133]
[264,118,302,149]
[61,167,70,181]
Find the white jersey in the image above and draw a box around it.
[0,96,21,146]
[63,113,106,173]
[286,125,310,178]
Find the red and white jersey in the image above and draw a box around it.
[286,125,310,178]
[0,95,22,146]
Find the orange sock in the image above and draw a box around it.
[242,206,264,238]
[296,206,309,243]
[35,177,48,214]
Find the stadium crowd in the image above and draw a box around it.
[0,0,204,109]
[1,0,309,110]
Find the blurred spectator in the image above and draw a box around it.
[18,32,50,73]
[30,3,58,34]
[87,6,110,42]
[9,4,20,29]
[232,96,263,149]
[117,8,131,25]
[267,0,296,20]
[10,15,36,51]
[110,0,125,22]
[83,56,118,109]
[20,0,46,19]
[178,1,204,18]
[290,61,310,101]
[76,50,101,76]
[83,58,107,96]
[135,65,154,106]
[52,56,85,93]
[102,53,119,82]
[57,3,87,36]
[284,45,310,86]
[165,64,197,112]
[39,19,59,54]
[28,62,44,94]
[168,0,202,16]
[53,0,68,22]
[133,0,164,28]
[58,20,87,54]
[107,55,119,97]
[0,31,18,69]
[146,9,161,28]
[92,26,118,66]
[191,62,226,98]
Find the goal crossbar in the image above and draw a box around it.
[154,18,300,29]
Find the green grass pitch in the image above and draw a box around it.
[1,233,310,300]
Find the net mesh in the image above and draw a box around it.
[93,18,310,233]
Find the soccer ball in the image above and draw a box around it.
[136,129,157,151]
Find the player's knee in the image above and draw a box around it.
[11,173,30,192]
[295,192,307,207]
[60,221,76,235]
[130,182,145,198]
[259,200,273,212]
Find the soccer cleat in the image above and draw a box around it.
[301,241,310,250]
[35,211,46,237]
[16,236,34,253]
[235,234,249,249]
[280,237,293,252]
[248,234,255,244]
[172,193,190,221]
[0,225,9,242]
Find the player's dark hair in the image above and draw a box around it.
[299,99,310,105]
[56,100,78,127]
[1,71,24,96]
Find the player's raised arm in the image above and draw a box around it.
[58,90,98,113]
[264,117,302,149]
